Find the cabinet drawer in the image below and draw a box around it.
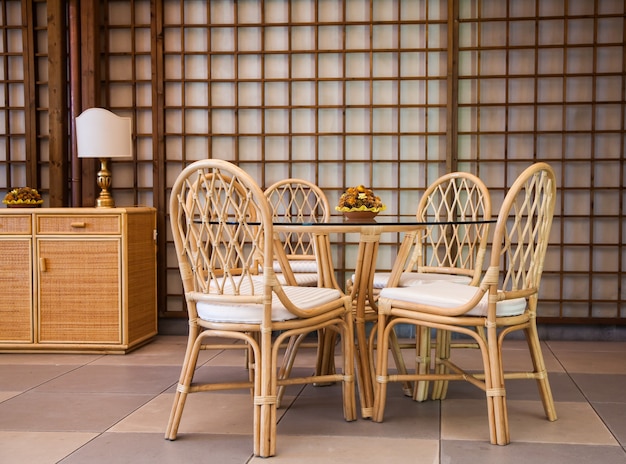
[36,215,121,235]
[0,215,31,234]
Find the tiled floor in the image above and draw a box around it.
[1,335,626,463]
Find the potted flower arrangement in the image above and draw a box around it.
[335,185,385,219]
[3,187,43,208]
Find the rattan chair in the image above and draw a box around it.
[352,172,492,399]
[373,162,558,445]
[165,159,356,457]
[395,172,492,401]
[265,178,331,287]
[264,178,333,403]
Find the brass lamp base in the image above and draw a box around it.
[96,158,116,208]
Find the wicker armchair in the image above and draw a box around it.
[391,171,492,401]
[265,178,331,287]
[350,172,492,399]
[264,178,333,403]
[165,159,355,457]
[373,162,558,445]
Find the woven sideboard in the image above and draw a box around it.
[0,207,157,353]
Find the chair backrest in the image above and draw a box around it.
[407,171,492,285]
[170,159,274,317]
[265,178,330,260]
[486,162,557,314]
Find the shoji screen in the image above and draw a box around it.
[457,0,625,322]
[0,1,47,193]
[156,1,450,317]
[1,1,623,327]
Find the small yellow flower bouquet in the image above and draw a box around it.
[3,187,43,207]
[335,185,386,213]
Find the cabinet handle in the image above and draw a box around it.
[40,257,47,272]
[71,222,87,228]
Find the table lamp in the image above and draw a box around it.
[75,108,132,208]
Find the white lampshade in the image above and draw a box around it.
[76,108,132,159]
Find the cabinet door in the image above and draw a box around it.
[37,238,121,344]
[0,238,33,342]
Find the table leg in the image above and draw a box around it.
[352,233,380,418]
[310,227,418,419]
[312,233,341,381]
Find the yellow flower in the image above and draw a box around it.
[3,187,43,205]
[335,185,386,212]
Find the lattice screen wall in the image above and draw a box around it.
[0,0,624,326]
[455,0,625,321]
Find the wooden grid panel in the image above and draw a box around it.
[0,1,44,193]
[457,0,625,320]
[156,1,451,316]
[101,1,155,208]
[0,1,622,325]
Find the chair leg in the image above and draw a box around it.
[524,324,557,421]
[315,328,338,384]
[389,329,414,396]
[253,327,276,457]
[369,324,413,397]
[341,316,357,422]
[276,333,307,407]
[484,325,510,445]
[413,325,431,401]
[431,328,450,400]
[165,327,202,441]
[255,328,278,458]
[372,314,391,422]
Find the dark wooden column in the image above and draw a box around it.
[20,1,38,190]
[446,0,459,174]
[151,0,167,317]
[47,0,68,206]
[76,0,100,206]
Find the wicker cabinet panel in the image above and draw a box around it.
[37,215,120,234]
[0,207,157,353]
[0,214,31,234]
[0,238,33,342]
[37,239,121,343]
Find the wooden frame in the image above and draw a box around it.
[0,0,623,327]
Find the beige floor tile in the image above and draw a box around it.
[0,391,19,402]
[442,399,619,445]
[547,341,626,353]
[249,435,439,464]
[114,391,291,436]
[109,394,178,434]
[60,432,253,464]
[568,373,626,403]
[0,431,97,464]
[550,350,626,374]
[0,391,155,432]
[91,335,233,366]
[1,336,624,464]
[278,383,439,439]
[32,364,180,394]
[170,392,256,435]
[0,353,103,365]
[507,401,618,445]
[0,364,81,391]
[442,440,626,464]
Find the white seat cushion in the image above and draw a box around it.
[273,260,318,273]
[379,280,527,317]
[362,272,473,289]
[276,272,319,287]
[197,277,343,323]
